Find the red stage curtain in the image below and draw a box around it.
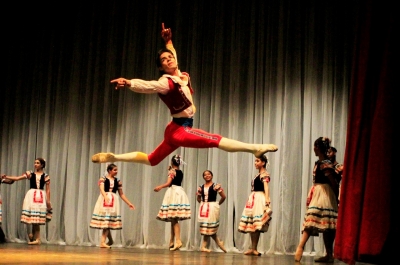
[334,1,396,264]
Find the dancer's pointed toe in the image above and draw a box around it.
[244,249,261,256]
[217,241,227,253]
[92,152,115,163]
[28,239,41,245]
[200,247,211,252]
[294,246,303,262]
[170,242,182,251]
[254,144,278,158]
[267,144,278,152]
[100,243,111,249]
[244,249,253,255]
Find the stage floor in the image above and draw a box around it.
[0,242,369,265]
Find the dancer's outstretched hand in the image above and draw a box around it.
[161,22,172,43]
[110,78,131,89]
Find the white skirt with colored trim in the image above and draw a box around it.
[156,185,191,222]
[302,183,338,236]
[89,192,122,230]
[21,189,48,225]
[198,201,220,235]
[238,191,272,233]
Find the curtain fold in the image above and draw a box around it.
[334,1,395,264]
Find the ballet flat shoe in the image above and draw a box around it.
[91,153,115,163]
[28,239,41,245]
[170,242,182,251]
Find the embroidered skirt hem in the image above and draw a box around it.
[156,185,191,221]
[90,193,123,230]
[302,183,338,235]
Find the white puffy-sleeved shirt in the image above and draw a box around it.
[128,43,195,118]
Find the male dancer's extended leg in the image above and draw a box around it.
[175,126,278,157]
[92,140,176,165]
[92,151,150,165]
[218,138,278,157]
[92,126,278,164]
[91,139,278,164]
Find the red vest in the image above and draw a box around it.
[158,73,194,115]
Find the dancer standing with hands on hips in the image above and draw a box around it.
[91,23,278,167]
[89,163,135,248]
[1,158,52,245]
[196,170,227,253]
[154,155,191,251]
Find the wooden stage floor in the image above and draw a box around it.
[0,242,364,265]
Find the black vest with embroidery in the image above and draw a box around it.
[104,177,119,193]
[200,183,218,202]
[29,171,47,189]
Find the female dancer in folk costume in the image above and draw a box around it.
[196,170,227,252]
[154,155,190,251]
[294,137,339,263]
[91,23,278,167]
[90,163,135,248]
[327,146,344,204]
[238,155,273,256]
[1,158,52,245]
[0,175,14,243]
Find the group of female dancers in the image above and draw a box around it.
[0,136,340,262]
[88,153,273,254]
[150,153,273,255]
[0,153,271,255]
